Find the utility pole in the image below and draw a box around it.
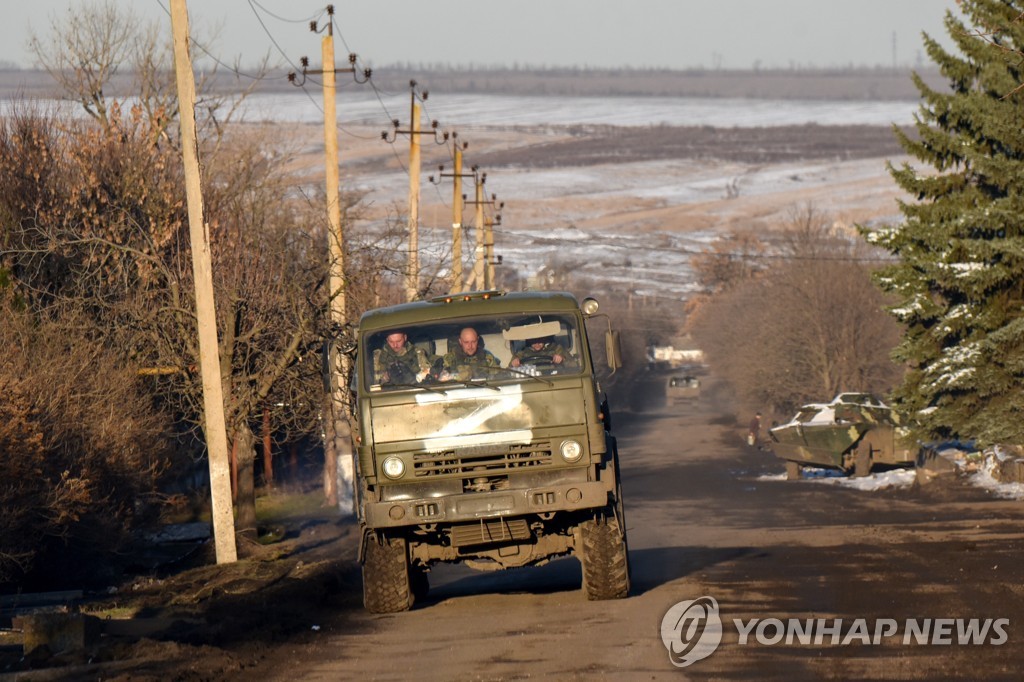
[428,133,474,293]
[467,169,486,290]
[382,81,447,302]
[407,99,421,301]
[465,172,503,291]
[484,196,504,290]
[291,6,370,512]
[169,0,237,564]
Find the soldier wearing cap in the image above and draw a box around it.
[510,336,575,368]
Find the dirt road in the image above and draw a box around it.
[7,371,1022,680]
[217,373,1020,682]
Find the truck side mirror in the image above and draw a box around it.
[605,329,622,372]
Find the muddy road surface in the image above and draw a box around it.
[245,373,1023,681]
[12,372,1022,681]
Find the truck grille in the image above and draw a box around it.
[450,518,531,547]
[413,441,553,477]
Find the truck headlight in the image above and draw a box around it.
[560,439,583,462]
[382,456,406,479]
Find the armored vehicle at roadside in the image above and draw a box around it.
[768,393,917,479]
[348,290,629,613]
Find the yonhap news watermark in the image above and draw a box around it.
[660,595,1009,668]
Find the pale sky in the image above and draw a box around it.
[7,1,958,72]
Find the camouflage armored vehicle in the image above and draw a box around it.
[348,290,629,612]
[768,393,917,479]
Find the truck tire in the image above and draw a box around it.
[579,515,630,600]
[362,535,413,614]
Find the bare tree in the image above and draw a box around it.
[689,207,902,418]
[689,229,766,294]
[28,0,268,147]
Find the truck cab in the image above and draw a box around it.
[350,290,629,612]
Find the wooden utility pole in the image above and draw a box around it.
[465,171,503,291]
[484,208,502,290]
[450,142,465,293]
[382,82,445,301]
[292,5,366,513]
[169,0,237,564]
[406,100,421,301]
[321,20,345,338]
[320,12,344,508]
[429,136,473,294]
[469,171,485,290]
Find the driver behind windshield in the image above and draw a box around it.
[509,336,576,368]
[373,330,434,385]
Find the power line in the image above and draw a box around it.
[249,0,324,24]
[246,0,319,74]
[155,0,288,81]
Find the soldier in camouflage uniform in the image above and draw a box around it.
[440,327,500,381]
[373,331,434,385]
[510,336,576,369]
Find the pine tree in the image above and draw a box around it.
[863,1,1024,446]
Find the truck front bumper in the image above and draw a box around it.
[363,478,613,529]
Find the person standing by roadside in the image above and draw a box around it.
[747,412,762,447]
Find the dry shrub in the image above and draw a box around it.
[0,305,172,586]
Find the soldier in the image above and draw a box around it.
[373,330,433,385]
[510,336,576,369]
[441,327,500,381]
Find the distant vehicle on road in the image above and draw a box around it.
[768,393,917,479]
[666,375,700,404]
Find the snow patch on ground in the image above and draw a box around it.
[760,447,1024,497]
[807,467,917,490]
[966,457,1024,500]
[755,467,916,490]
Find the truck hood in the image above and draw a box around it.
[370,381,586,450]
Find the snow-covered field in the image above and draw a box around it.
[243,91,921,128]
[6,91,914,301]
[257,92,915,300]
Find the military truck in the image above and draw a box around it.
[665,375,701,405]
[768,392,917,479]
[348,290,629,613]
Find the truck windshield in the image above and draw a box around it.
[364,313,583,391]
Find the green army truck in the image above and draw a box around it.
[349,290,629,613]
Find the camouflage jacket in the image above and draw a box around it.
[511,341,576,367]
[441,347,500,381]
[373,343,433,384]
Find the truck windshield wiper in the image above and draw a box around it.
[380,381,449,395]
[502,365,554,386]
[440,377,501,391]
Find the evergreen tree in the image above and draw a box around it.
[864,1,1024,446]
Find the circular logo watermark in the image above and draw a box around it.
[660,596,723,668]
